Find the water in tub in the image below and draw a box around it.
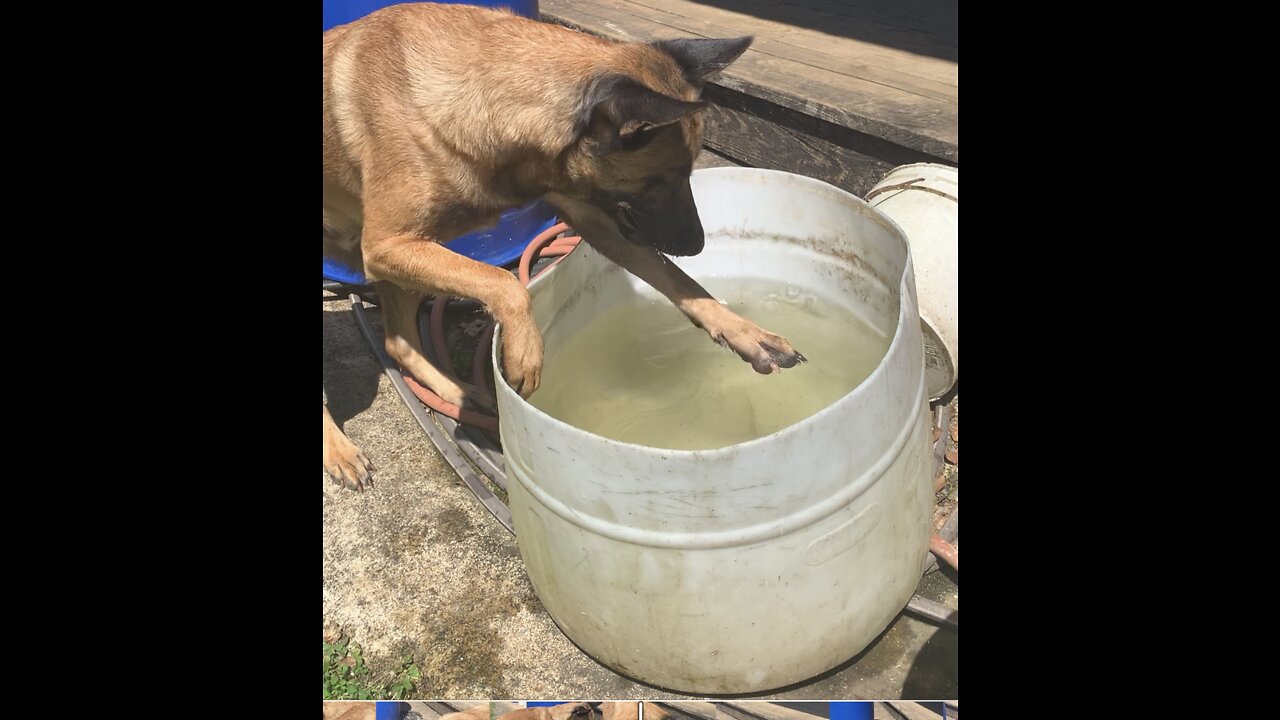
[529,277,890,450]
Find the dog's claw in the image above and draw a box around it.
[761,341,805,370]
[499,319,543,399]
[732,333,805,374]
[326,446,376,493]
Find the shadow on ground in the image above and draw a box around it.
[324,301,381,427]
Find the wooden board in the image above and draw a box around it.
[702,97,895,197]
[692,147,742,170]
[692,0,957,60]
[654,702,720,720]
[719,703,831,720]
[410,703,525,719]
[882,702,945,720]
[541,0,957,162]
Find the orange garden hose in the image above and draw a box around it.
[929,533,959,572]
[398,222,581,432]
[400,374,500,433]
[518,221,572,284]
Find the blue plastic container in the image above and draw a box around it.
[375,701,402,720]
[443,199,559,268]
[828,703,873,720]
[324,0,538,29]
[322,0,556,280]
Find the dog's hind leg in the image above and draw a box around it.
[376,281,497,411]
[323,403,376,492]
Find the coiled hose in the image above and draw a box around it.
[397,222,581,433]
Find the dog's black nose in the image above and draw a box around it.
[683,225,705,255]
[657,223,704,256]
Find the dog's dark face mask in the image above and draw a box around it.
[551,703,600,720]
[601,176,704,256]
[566,36,753,257]
[583,127,704,256]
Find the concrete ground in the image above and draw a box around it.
[322,291,958,700]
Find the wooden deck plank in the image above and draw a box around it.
[541,0,957,161]
[424,702,461,717]
[694,0,956,61]
[653,702,720,720]
[692,147,742,170]
[702,100,895,197]
[883,702,944,720]
[416,703,521,720]
[719,703,829,720]
[405,702,442,720]
[618,0,957,99]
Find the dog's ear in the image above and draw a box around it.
[577,74,706,155]
[653,36,753,83]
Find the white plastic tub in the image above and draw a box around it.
[866,163,958,401]
[494,167,934,694]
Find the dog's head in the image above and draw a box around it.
[559,36,753,256]
[547,703,600,720]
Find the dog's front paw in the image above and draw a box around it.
[717,321,806,374]
[324,433,377,492]
[499,317,543,398]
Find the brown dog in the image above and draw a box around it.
[496,704,599,720]
[599,703,641,720]
[323,702,376,720]
[323,3,803,490]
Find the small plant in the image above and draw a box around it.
[323,634,374,699]
[323,633,422,700]
[387,655,423,700]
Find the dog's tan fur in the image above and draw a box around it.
[600,703,641,720]
[323,702,376,720]
[640,705,670,720]
[323,3,801,490]
[496,703,598,720]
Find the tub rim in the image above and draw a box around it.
[495,166,921,456]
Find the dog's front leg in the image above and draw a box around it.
[550,197,805,374]
[363,235,542,396]
[324,403,376,491]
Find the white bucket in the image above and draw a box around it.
[866,163,958,401]
[494,167,934,694]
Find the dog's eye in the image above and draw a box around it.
[616,202,638,231]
